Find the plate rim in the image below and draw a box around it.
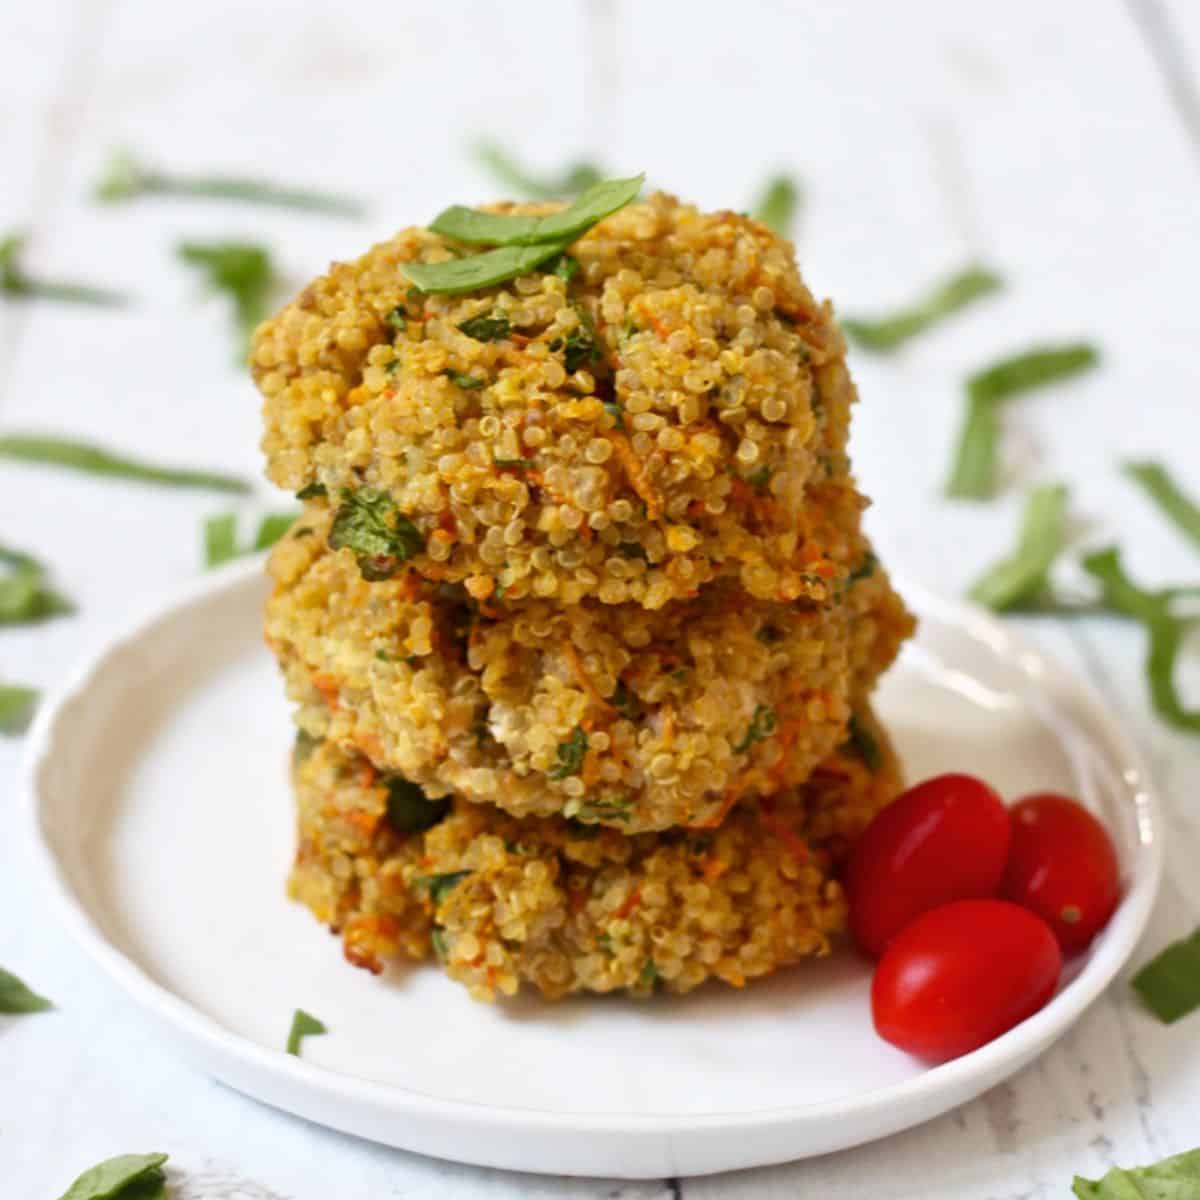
[21,559,1164,1155]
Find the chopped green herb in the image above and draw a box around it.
[735,704,777,753]
[55,1152,169,1200]
[178,240,277,360]
[0,966,52,1013]
[328,487,424,581]
[385,306,407,331]
[471,141,607,199]
[842,714,882,771]
[559,304,601,373]
[292,730,318,764]
[968,484,1070,611]
[603,400,625,429]
[444,369,486,389]
[296,481,327,500]
[430,175,643,248]
[403,240,573,296]
[1124,460,1200,551]
[945,343,1100,499]
[0,683,38,734]
[611,680,637,717]
[637,959,660,989]
[94,148,363,215]
[431,927,449,960]
[1072,1147,1200,1199]
[847,552,878,585]
[285,1008,327,1056]
[493,457,529,468]
[204,511,297,567]
[0,231,126,306]
[0,433,250,492]
[1082,546,1200,733]
[419,871,472,905]
[385,777,449,833]
[745,465,771,490]
[0,544,72,625]
[752,174,801,237]
[547,725,589,779]
[551,254,581,283]
[457,312,511,341]
[843,264,1002,353]
[1132,928,1200,1023]
[577,794,634,823]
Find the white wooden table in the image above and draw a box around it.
[3,1,1199,1195]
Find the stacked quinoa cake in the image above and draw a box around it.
[253,184,914,1001]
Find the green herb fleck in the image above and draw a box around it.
[55,1151,169,1200]
[946,343,1100,499]
[444,369,486,389]
[752,175,801,237]
[386,306,407,331]
[472,141,607,199]
[0,966,52,1013]
[559,304,601,373]
[847,552,878,585]
[419,871,472,905]
[1124,460,1200,551]
[551,254,581,283]
[637,959,660,989]
[0,683,38,734]
[328,487,424,581]
[493,457,529,469]
[578,794,634,823]
[178,240,277,360]
[0,433,251,492]
[385,777,449,833]
[431,927,449,961]
[286,1008,327,1056]
[0,543,72,626]
[292,730,318,764]
[457,312,511,341]
[0,231,126,306]
[611,681,637,718]
[735,704,777,753]
[843,264,1002,353]
[968,484,1070,611]
[1072,1147,1200,1199]
[296,481,327,500]
[94,147,363,215]
[745,465,771,490]
[842,714,882,771]
[548,725,589,780]
[603,400,625,429]
[1132,928,1200,1024]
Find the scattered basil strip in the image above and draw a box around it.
[419,871,472,905]
[847,551,878,585]
[551,254,581,283]
[385,777,449,833]
[1072,1146,1200,1199]
[1082,546,1200,733]
[556,304,601,373]
[0,433,251,493]
[429,174,643,247]
[178,240,276,358]
[457,312,511,341]
[547,725,589,780]
[745,465,771,490]
[95,148,363,216]
[286,1008,327,1056]
[205,512,297,567]
[0,683,38,734]
[254,512,296,551]
[328,488,424,581]
[1124,460,1200,551]
[385,306,407,331]
[945,343,1099,499]
[752,175,801,237]
[431,927,449,960]
[403,240,568,295]
[0,965,52,1012]
[1,231,127,306]
[445,370,486,389]
[735,704,778,753]
[0,543,72,625]
[472,140,606,199]
[843,264,1002,353]
[1132,928,1200,1023]
[842,714,882,771]
[56,1152,168,1200]
[968,484,1070,611]
[296,481,327,500]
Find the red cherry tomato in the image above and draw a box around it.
[845,774,1012,957]
[872,899,1062,1062]
[1002,793,1121,954]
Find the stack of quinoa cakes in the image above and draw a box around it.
[253,179,914,1001]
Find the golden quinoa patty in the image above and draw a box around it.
[266,508,913,832]
[289,707,903,1001]
[253,192,862,609]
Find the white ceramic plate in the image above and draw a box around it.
[24,561,1161,1179]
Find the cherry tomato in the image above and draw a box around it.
[1002,793,1121,954]
[872,899,1062,1061]
[845,774,1012,957]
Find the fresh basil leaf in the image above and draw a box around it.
[0,965,51,1012]
[0,682,38,734]
[457,312,511,341]
[328,488,424,581]
[56,1152,168,1200]
[1124,461,1200,551]
[419,871,472,905]
[402,240,571,295]
[444,370,486,389]
[969,484,1070,611]
[1072,1147,1200,1199]
[178,239,277,357]
[385,777,449,833]
[286,1008,326,1056]
[547,725,588,780]
[734,705,777,753]
[752,175,801,237]
[844,265,1002,353]
[1132,928,1200,1023]
[429,175,643,247]
[0,563,72,625]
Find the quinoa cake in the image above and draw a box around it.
[288,705,903,1001]
[253,192,863,609]
[266,506,912,832]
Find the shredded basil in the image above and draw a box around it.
[457,312,511,341]
[178,240,277,359]
[1,231,126,307]
[968,484,1070,611]
[419,871,472,905]
[547,725,589,779]
[296,481,327,500]
[328,488,424,581]
[0,543,72,625]
[472,141,606,199]
[444,369,486,389]
[0,966,52,1013]
[286,1008,327,1056]
[0,683,38,734]
[385,306,407,331]
[204,512,297,567]
[1124,460,1200,551]
[752,175,801,237]
[735,705,777,753]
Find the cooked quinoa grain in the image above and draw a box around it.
[266,508,912,832]
[254,192,862,608]
[289,707,903,1000]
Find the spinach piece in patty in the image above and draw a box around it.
[547,725,588,780]
[328,487,424,581]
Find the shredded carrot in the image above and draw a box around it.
[691,787,740,830]
[701,857,729,882]
[344,808,380,837]
[312,673,340,710]
[637,302,671,340]
[606,430,661,519]
[563,641,616,715]
[661,708,676,746]
[759,798,811,865]
[357,760,377,788]
[615,888,642,919]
